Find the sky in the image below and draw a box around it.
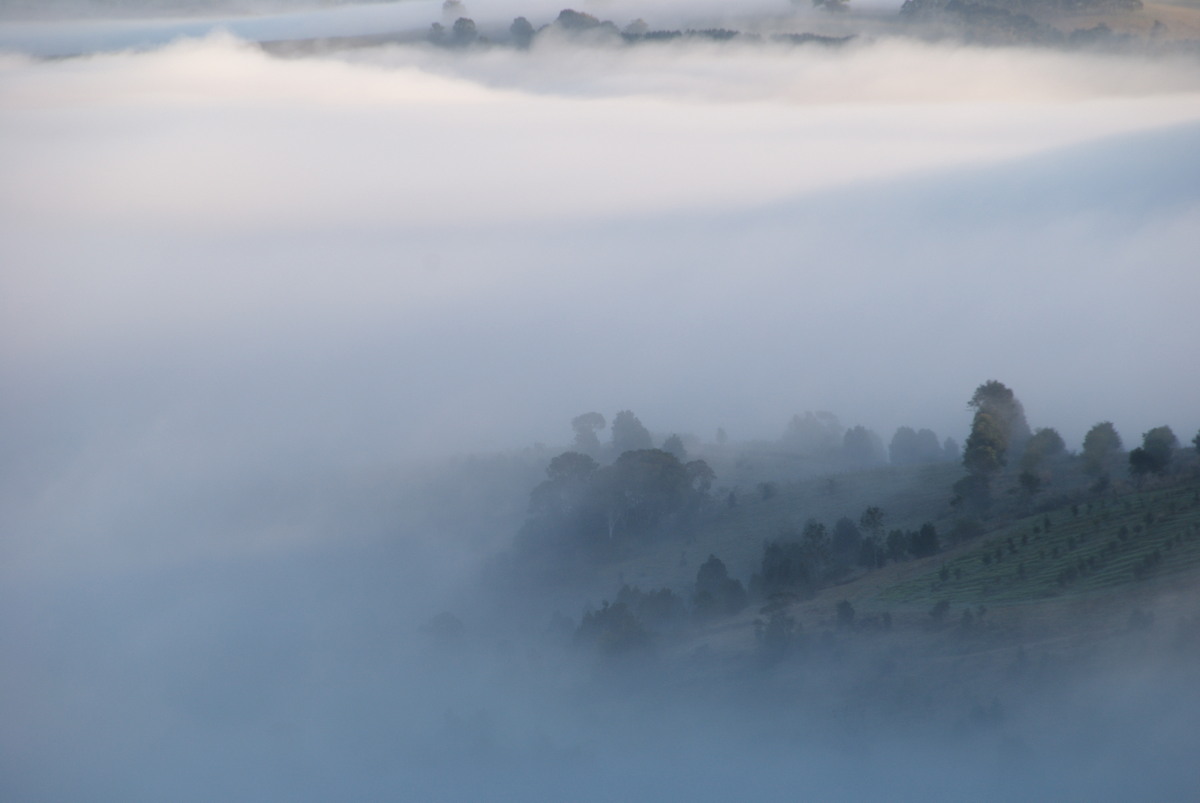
[2,5,1200,799]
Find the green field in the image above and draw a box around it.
[878,479,1200,605]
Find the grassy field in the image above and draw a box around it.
[878,477,1200,605]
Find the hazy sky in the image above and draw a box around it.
[3,15,1200,800]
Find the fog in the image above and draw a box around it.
[2,10,1200,801]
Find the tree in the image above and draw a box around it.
[757,537,816,599]
[662,434,688,461]
[529,451,598,519]
[943,437,960,462]
[545,450,598,484]
[575,601,651,656]
[967,380,1031,460]
[510,16,535,47]
[886,529,909,562]
[450,17,478,45]
[571,412,606,455]
[910,523,940,558]
[694,554,747,619]
[1021,427,1065,473]
[890,426,943,465]
[1082,421,1123,478]
[782,411,844,456]
[962,411,1007,477]
[684,459,715,495]
[860,506,884,540]
[843,425,886,467]
[1130,426,1177,482]
[611,410,652,454]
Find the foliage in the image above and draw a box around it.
[910,523,941,558]
[756,536,817,599]
[1082,421,1123,478]
[571,412,606,454]
[693,554,748,619]
[510,16,535,47]
[575,601,652,655]
[889,426,945,465]
[781,411,844,456]
[963,411,1007,477]
[612,410,653,454]
[843,425,886,467]
[1021,427,1065,473]
[1130,427,1176,483]
[662,434,688,461]
[519,444,718,565]
[967,380,1032,458]
[450,17,478,46]
[615,584,687,632]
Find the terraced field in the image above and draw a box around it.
[878,478,1200,605]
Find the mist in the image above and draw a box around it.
[2,10,1200,801]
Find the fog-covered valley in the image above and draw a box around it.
[3,2,1200,799]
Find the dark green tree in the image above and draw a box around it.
[967,380,1031,459]
[1021,427,1066,472]
[1129,426,1177,482]
[963,411,1007,476]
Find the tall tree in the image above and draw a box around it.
[782,411,844,456]
[843,425,886,466]
[1082,421,1123,478]
[571,412,606,455]
[967,380,1031,458]
[963,411,1007,476]
[1021,427,1066,473]
[611,410,652,454]
[1129,426,1177,482]
[662,434,688,461]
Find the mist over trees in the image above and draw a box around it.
[5,8,1200,801]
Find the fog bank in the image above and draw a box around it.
[2,28,1200,801]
